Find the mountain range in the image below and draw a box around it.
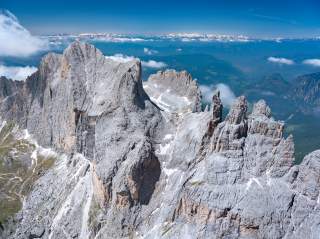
[0,42,320,239]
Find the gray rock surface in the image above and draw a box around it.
[0,42,320,239]
[143,69,202,113]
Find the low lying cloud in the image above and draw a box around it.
[144,47,158,55]
[0,65,37,81]
[141,60,167,69]
[106,54,167,69]
[302,59,320,67]
[105,54,136,63]
[267,57,294,65]
[200,83,236,108]
[0,10,48,57]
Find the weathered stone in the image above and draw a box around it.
[143,69,202,113]
[211,91,223,125]
[28,227,45,239]
[1,42,320,239]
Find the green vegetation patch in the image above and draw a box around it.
[0,121,57,224]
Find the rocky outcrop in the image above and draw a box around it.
[0,76,24,99]
[1,42,163,238]
[211,91,223,125]
[143,69,202,113]
[209,95,248,155]
[1,42,320,239]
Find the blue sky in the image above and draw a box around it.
[1,0,320,37]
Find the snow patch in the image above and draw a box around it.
[246,177,263,191]
[164,134,174,140]
[163,167,179,177]
[0,120,7,132]
[49,155,93,239]
[158,143,171,155]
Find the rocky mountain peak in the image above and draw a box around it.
[1,42,320,239]
[0,76,23,100]
[0,41,155,153]
[144,69,202,113]
[225,95,248,124]
[251,99,271,118]
[211,91,223,124]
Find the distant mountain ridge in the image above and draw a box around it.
[246,71,320,115]
[292,72,320,106]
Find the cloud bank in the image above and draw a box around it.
[267,57,294,65]
[302,59,320,67]
[0,65,37,81]
[106,54,167,69]
[0,10,48,57]
[200,83,236,108]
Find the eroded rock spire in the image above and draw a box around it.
[225,95,248,124]
[211,91,223,125]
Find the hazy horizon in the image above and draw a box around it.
[2,0,320,38]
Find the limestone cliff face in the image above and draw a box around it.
[1,42,320,239]
[143,69,202,113]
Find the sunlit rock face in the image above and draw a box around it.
[1,42,320,239]
[143,69,202,113]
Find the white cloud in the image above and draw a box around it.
[0,65,37,81]
[105,54,137,63]
[302,59,320,67]
[200,83,236,108]
[267,57,294,65]
[105,54,167,69]
[0,10,48,57]
[144,47,158,55]
[141,60,167,69]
